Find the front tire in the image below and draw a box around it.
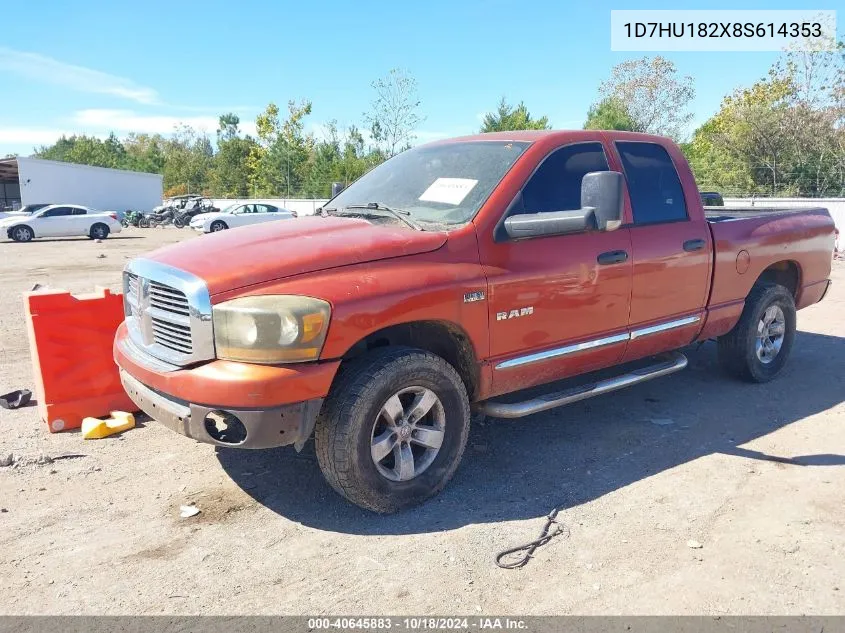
[11,225,34,242]
[717,283,796,383]
[315,347,471,513]
[89,223,110,240]
[209,220,228,232]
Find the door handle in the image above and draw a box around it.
[597,250,629,265]
[683,239,706,252]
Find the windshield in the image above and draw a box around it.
[17,204,46,214]
[329,140,529,226]
[32,206,54,218]
[221,204,240,214]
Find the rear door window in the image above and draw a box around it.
[617,142,687,225]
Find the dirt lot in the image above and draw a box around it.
[0,227,843,615]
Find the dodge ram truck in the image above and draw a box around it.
[114,130,835,512]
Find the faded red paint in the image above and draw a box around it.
[114,131,836,406]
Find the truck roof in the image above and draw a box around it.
[433,130,666,144]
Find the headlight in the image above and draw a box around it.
[212,295,331,364]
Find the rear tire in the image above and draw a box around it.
[138,217,150,228]
[717,283,796,383]
[89,223,110,240]
[174,217,186,228]
[210,220,227,232]
[10,225,34,242]
[315,346,471,513]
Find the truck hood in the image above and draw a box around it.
[145,216,448,296]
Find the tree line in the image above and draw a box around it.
[35,68,422,199]
[33,46,845,200]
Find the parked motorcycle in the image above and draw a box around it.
[145,207,176,228]
[121,210,145,227]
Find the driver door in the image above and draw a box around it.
[229,204,251,227]
[480,142,633,396]
[34,206,74,236]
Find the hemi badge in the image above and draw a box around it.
[464,291,485,303]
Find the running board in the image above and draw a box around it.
[479,352,688,419]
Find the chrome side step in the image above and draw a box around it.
[479,352,688,419]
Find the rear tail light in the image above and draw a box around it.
[108,212,118,220]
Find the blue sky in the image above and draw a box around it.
[0,0,835,155]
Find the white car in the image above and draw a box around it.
[190,202,297,233]
[0,204,122,242]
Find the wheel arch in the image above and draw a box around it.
[752,260,801,299]
[339,319,481,400]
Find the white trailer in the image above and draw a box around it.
[0,156,162,212]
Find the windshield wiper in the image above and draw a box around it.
[342,202,423,231]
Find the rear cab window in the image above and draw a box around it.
[616,142,687,225]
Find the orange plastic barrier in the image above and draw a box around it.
[24,288,138,433]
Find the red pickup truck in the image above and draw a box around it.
[115,131,835,512]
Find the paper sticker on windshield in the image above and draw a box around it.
[419,178,478,205]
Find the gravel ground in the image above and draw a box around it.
[0,227,843,615]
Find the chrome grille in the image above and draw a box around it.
[149,282,190,317]
[151,315,193,354]
[127,273,140,301]
[122,259,214,367]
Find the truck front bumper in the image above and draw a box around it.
[120,369,323,449]
[114,323,338,450]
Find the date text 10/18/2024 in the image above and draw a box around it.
[307,617,528,630]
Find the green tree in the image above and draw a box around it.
[246,102,280,195]
[598,56,695,140]
[276,99,315,196]
[480,98,550,133]
[211,114,255,197]
[365,68,424,156]
[162,125,213,194]
[123,133,166,174]
[583,97,639,131]
[217,113,241,142]
[35,133,128,169]
[684,63,845,197]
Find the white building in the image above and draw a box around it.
[0,156,162,212]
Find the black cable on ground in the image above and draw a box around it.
[494,508,570,569]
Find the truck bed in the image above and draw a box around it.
[704,206,828,222]
[705,205,835,314]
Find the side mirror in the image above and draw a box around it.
[503,208,596,239]
[581,171,623,231]
[502,170,624,240]
[331,182,345,197]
